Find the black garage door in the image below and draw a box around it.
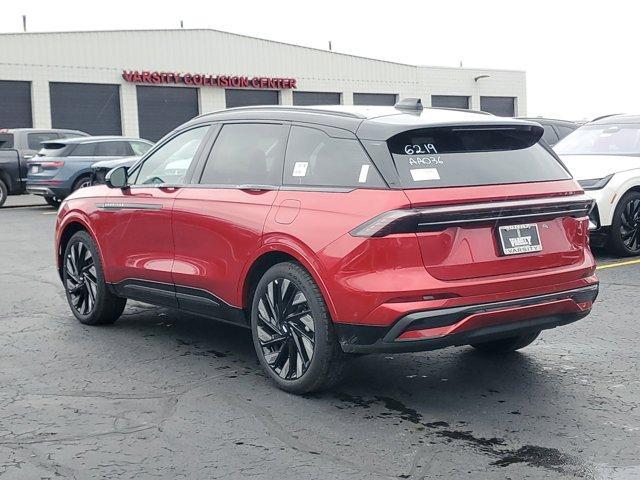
[480,96,516,117]
[137,86,199,142]
[225,89,279,108]
[50,82,121,135]
[431,95,470,109]
[293,92,341,106]
[353,93,397,106]
[0,80,32,128]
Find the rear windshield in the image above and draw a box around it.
[387,126,570,189]
[554,124,640,156]
[0,133,14,149]
[37,143,71,158]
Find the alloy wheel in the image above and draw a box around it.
[65,242,98,315]
[620,198,640,252]
[256,278,315,380]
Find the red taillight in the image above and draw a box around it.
[39,161,65,169]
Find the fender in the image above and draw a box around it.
[238,233,339,323]
[56,200,107,278]
[596,170,640,227]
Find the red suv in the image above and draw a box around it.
[55,100,598,393]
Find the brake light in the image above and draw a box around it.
[40,161,65,168]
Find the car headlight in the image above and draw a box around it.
[578,174,614,190]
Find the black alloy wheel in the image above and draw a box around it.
[609,191,640,256]
[65,240,98,316]
[256,277,315,380]
[0,179,7,207]
[619,197,640,252]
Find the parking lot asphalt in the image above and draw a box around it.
[1,196,639,480]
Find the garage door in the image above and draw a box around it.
[0,80,32,128]
[50,82,121,135]
[137,86,199,142]
[480,96,516,117]
[431,95,470,109]
[225,89,279,108]
[293,92,341,106]
[353,93,397,106]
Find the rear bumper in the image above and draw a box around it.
[335,284,598,353]
[26,185,69,198]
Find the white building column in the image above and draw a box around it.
[120,83,139,137]
[31,79,51,129]
[280,89,293,105]
[200,88,226,114]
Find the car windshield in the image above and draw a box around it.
[554,124,640,156]
[0,133,14,149]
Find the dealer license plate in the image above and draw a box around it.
[498,223,543,255]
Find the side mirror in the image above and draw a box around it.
[105,166,128,189]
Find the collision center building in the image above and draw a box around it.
[0,29,527,141]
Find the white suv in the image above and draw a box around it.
[555,115,640,256]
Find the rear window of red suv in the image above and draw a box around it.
[387,125,570,188]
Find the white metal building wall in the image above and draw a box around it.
[0,29,526,137]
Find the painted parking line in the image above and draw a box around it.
[597,258,640,270]
[42,211,58,215]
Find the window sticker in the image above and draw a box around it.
[358,164,370,183]
[292,162,308,177]
[410,168,440,181]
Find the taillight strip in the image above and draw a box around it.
[351,194,594,237]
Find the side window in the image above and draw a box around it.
[71,143,96,156]
[284,126,385,188]
[130,141,152,156]
[96,141,132,157]
[133,126,210,186]
[27,133,59,150]
[540,125,560,146]
[199,123,287,186]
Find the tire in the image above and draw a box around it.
[45,196,61,208]
[72,175,92,192]
[63,231,126,325]
[0,179,7,208]
[471,331,540,353]
[608,191,640,257]
[251,262,345,394]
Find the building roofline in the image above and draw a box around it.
[416,64,526,74]
[0,28,420,68]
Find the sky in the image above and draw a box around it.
[0,0,636,121]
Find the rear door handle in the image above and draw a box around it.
[239,184,275,192]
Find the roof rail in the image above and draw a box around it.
[394,98,423,111]
[194,105,364,120]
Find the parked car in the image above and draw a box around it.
[0,128,87,207]
[90,156,140,185]
[554,114,640,256]
[27,136,153,206]
[55,100,598,393]
[519,118,578,146]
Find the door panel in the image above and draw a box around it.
[172,188,278,309]
[100,187,180,307]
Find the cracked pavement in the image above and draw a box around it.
[1,197,639,479]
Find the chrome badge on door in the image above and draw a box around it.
[498,223,543,255]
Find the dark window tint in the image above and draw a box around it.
[0,80,32,128]
[200,123,287,186]
[96,141,132,157]
[293,92,341,106]
[71,143,96,156]
[431,95,470,110]
[134,126,209,185]
[480,96,516,117]
[38,143,74,158]
[353,93,397,106]
[137,86,199,142]
[225,89,279,108]
[540,125,560,146]
[387,126,569,189]
[27,132,60,150]
[0,134,14,149]
[50,83,122,135]
[284,126,385,188]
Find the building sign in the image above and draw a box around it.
[122,70,297,90]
